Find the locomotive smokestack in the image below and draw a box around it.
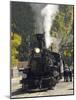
[36,33,45,49]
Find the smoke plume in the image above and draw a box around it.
[30,4,46,33]
[30,4,59,48]
[41,5,59,48]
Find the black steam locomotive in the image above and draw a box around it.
[19,33,63,91]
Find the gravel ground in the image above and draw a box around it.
[11,77,74,98]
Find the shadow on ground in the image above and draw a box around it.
[11,88,50,96]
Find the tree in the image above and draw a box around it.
[50,5,74,66]
[11,2,35,61]
[11,33,21,66]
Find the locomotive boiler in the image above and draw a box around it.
[19,33,63,91]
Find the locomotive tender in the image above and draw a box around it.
[19,33,63,91]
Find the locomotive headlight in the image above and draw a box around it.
[34,48,40,53]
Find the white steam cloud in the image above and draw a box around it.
[30,4,59,48]
[41,5,59,48]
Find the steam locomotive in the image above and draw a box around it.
[19,33,63,91]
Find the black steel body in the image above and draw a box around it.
[19,33,63,91]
